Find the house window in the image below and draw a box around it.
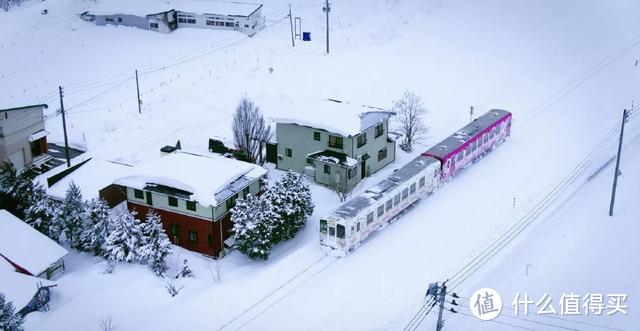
[117,17,123,22]
[168,196,178,207]
[367,212,374,224]
[285,148,292,157]
[402,188,409,200]
[178,18,186,23]
[324,164,331,174]
[314,132,321,141]
[206,20,215,26]
[134,189,144,199]
[419,176,426,188]
[216,21,224,26]
[375,123,384,138]
[320,220,327,233]
[105,17,114,22]
[150,22,159,29]
[377,205,384,217]
[226,194,238,210]
[386,199,393,211]
[306,158,314,165]
[146,191,153,206]
[348,167,357,179]
[394,193,401,205]
[378,147,387,161]
[188,231,198,243]
[187,19,196,24]
[171,223,180,236]
[225,22,234,27]
[357,133,367,148]
[244,24,249,28]
[336,225,345,239]
[243,186,250,197]
[186,200,196,211]
[328,135,343,149]
[208,234,214,247]
[410,183,416,194]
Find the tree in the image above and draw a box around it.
[329,177,351,202]
[24,185,62,241]
[139,211,172,276]
[0,293,23,331]
[103,209,143,263]
[231,194,279,260]
[59,182,86,249]
[232,97,272,164]
[79,199,111,255]
[392,90,429,152]
[0,161,38,219]
[266,171,314,241]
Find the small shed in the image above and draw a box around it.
[0,259,57,317]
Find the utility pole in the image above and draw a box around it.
[609,108,630,216]
[436,282,447,331]
[288,4,295,47]
[470,106,474,122]
[135,70,142,114]
[323,0,331,54]
[58,86,71,167]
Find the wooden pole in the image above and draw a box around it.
[609,109,629,216]
[58,86,71,167]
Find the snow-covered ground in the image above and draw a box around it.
[2,0,639,330]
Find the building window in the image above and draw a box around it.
[410,183,416,194]
[225,22,234,27]
[150,22,159,28]
[171,223,180,236]
[328,135,343,149]
[324,164,331,174]
[320,220,327,234]
[187,19,196,24]
[348,167,357,179]
[208,234,214,247]
[367,212,374,224]
[216,21,224,26]
[188,231,198,243]
[375,123,384,138]
[105,17,114,22]
[117,17,123,22]
[314,132,321,141]
[386,199,393,211]
[206,20,215,26]
[134,189,144,199]
[419,176,426,188]
[306,158,314,165]
[186,200,196,211]
[178,18,186,23]
[378,147,387,161]
[357,133,367,148]
[243,186,250,197]
[377,205,384,217]
[244,24,249,28]
[146,191,153,206]
[226,194,238,210]
[285,148,292,157]
[168,196,178,207]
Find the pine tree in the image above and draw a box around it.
[267,171,314,241]
[140,211,172,276]
[231,194,279,260]
[0,161,38,219]
[0,292,24,331]
[79,199,111,255]
[103,209,143,263]
[57,182,86,249]
[23,185,62,241]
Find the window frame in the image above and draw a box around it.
[285,148,292,157]
[314,132,321,141]
[186,200,196,211]
[134,189,144,199]
[374,123,384,138]
[328,135,344,149]
[168,196,178,207]
[188,230,198,243]
[324,164,331,174]
[357,133,367,148]
[367,212,374,224]
[377,205,385,217]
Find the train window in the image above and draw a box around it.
[434,169,438,178]
[329,227,335,236]
[336,225,345,238]
[496,125,501,133]
[402,188,409,200]
[377,205,385,217]
[356,222,361,232]
[419,176,425,187]
[484,134,489,143]
[394,193,401,205]
[457,152,463,161]
[386,199,393,211]
[410,183,416,194]
[320,220,327,234]
[367,212,374,224]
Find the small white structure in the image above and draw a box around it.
[82,0,265,36]
[0,259,57,317]
[0,210,69,280]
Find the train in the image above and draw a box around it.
[319,109,513,256]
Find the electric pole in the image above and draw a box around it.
[323,0,331,54]
[609,108,630,216]
[288,4,295,47]
[470,106,474,122]
[135,70,142,114]
[58,86,71,167]
[436,282,447,331]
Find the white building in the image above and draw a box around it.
[82,0,265,36]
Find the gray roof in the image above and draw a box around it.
[214,175,253,204]
[326,156,439,221]
[0,104,48,112]
[423,109,511,159]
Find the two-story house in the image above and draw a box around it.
[0,104,49,171]
[113,149,267,258]
[272,100,396,190]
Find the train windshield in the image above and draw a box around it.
[320,220,327,234]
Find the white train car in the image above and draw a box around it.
[320,156,441,256]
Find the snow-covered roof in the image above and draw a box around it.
[0,210,69,277]
[46,158,132,201]
[88,0,262,17]
[114,151,266,206]
[0,259,55,311]
[272,99,394,137]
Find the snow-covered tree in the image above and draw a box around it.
[140,211,172,276]
[59,182,86,249]
[23,185,62,241]
[79,199,111,255]
[176,259,193,278]
[103,209,143,263]
[231,97,272,164]
[0,292,23,331]
[0,161,38,219]
[266,171,314,241]
[392,90,429,152]
[231,194,279,260]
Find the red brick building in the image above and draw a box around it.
[114,150,267,258]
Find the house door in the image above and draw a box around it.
[146,191,153,205]
[360,159,366,179]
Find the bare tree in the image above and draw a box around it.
[329,176,351,202]
[392,90,429,152]
[99,316,115,331]
[232,97,272,164]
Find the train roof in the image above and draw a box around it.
[424,109,511,159]
[326,156,440,222]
